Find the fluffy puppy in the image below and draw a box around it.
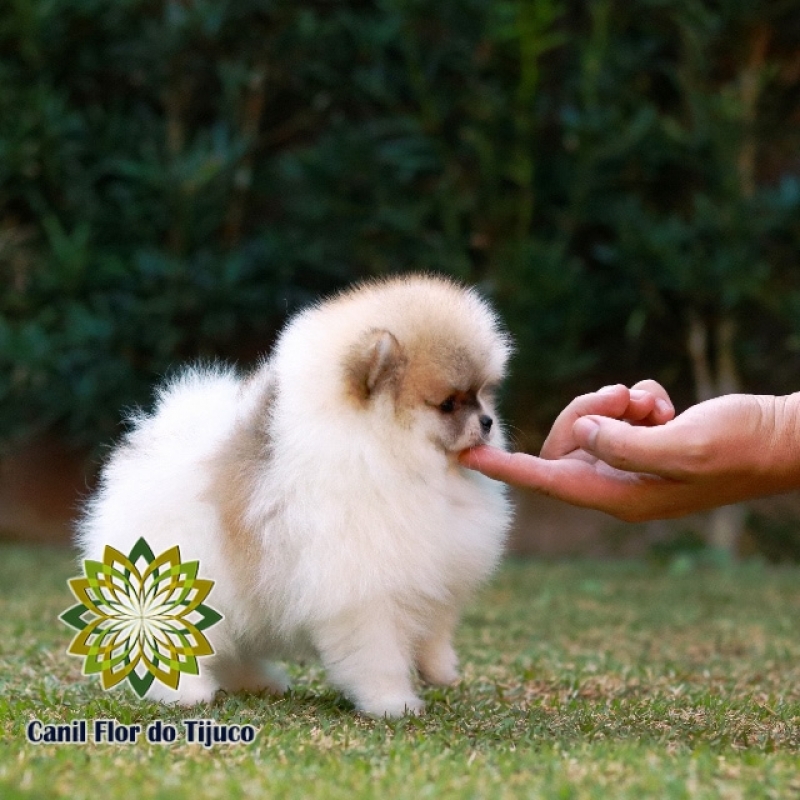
[78,274,513,717]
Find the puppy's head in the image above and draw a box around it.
[341,277,511,454]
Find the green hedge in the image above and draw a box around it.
[2,0,799,450]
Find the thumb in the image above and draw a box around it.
[573,415,683,477]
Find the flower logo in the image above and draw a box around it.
[60,538,222,698]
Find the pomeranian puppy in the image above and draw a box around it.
[78,274,512,717]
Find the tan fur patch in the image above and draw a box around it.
[397,340,487,410]
[206,370,275,592]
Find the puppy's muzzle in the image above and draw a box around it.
[479,415,493,437]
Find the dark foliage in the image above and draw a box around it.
[1,0,799,450]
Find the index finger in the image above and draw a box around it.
[540,385,632,460]
[458,445,676,518]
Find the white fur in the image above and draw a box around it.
[78,276,512,717]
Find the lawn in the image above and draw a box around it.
[1,544,799,799]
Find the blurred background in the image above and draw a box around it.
[1,0,799,562]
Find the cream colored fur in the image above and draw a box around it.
[78,275,513,717]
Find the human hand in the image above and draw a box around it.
[538,379,675,463]
[459,382,800,522]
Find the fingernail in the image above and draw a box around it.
[629,389,648,401]
[598,384,621,395]
[655,398,673,416]
[573,417,600,449]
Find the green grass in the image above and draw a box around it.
[1,544,799,799]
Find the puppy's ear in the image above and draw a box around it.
[344,329,405,403]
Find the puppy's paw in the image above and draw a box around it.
[416,641,460,687]
[260,662,291,695]
[147,673,219,706]
[217,660,291,696]
[420,665,460,687]
[358,693,425,719]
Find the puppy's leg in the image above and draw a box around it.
[415,605,460,686]
[313,608,423,718]
[215,658,290,696]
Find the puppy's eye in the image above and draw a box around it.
[438,395,457,414]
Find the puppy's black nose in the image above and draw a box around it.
[479,415,493,435]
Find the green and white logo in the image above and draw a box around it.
[60,538,222,698]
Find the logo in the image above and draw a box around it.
[60,538,222,698]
